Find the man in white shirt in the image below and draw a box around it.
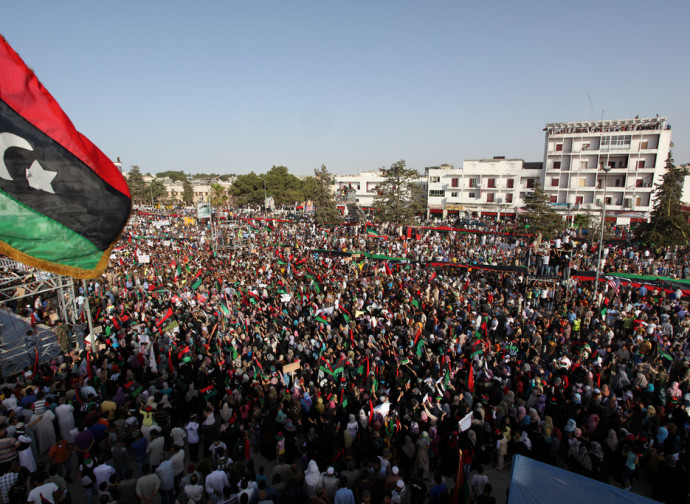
[470,466,489,499]
[183,474,204,504]
[146,430,165,470]
[204,468,229,504]
[170,444,185,488]
[185,417,200,461]
[27,473,62,504]
[93,460,116,490]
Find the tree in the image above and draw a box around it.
[310,164,336,206]
[263,165,302,206]
[182,179,194,205]
[156,170,187,182]
[229,172,265,206]
[307,164,342,225]
[636,152,690,247]
[148,179,167,204]
[209,183,228,208]
[519,182,563,237]
[126,165,148,205]
[572,212,591,235]
[373,160,426,223]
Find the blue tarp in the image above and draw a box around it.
[508,455,659,504]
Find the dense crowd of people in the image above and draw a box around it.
[1,210,689,504]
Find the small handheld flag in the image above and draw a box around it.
[0,36,131,278]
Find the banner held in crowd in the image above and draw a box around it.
[0,36,131,278]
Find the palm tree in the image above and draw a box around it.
[573,213,591,235]
[209,183,228,209]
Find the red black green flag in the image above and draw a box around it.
[0,36,131,278]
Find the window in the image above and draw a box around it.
[429,190,445,197]
[578,178,587,187]
[579,160,589,169]
[582,143,590,151]
[486,193,494,203]
[575,196,583,205]
[468,192,476,198]
[451,178,458,188]
[601,135,631,148]
[507,178,514,188]
[506,194,513,203]
[553,161,561,169]
[636,179,643,188]
[637,160,645,169]
[526,179,535,189]
[556,144,563,151]
[488,178,496,188]
[550,196,557,203]
[430,176,440,183]
[450,192,458,198]
[468,178,478,188]
[551,178,559,187]
[640,140,648,149]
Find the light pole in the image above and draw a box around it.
[593,164,612,298]
[262,180,267,212]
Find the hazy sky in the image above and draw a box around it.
[3,1,689,176]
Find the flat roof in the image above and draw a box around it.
[546,117,667,133]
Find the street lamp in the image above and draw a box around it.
[262,179,267,212]
[593,164,612,298]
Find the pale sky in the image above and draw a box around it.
[3,0,689,176]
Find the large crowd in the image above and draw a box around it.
[1,210,689,504]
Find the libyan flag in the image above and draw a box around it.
[0,37,131,279]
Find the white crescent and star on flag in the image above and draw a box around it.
[0,132,57,193]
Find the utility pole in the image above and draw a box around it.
[593,165,612,298]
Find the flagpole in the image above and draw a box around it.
[82,279,95,350]
[593,165,611,300]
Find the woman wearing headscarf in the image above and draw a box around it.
[415,431,431,479]
[589,442,605,481]
[587,414,600,440]
[399,435,416,479]
[303,459,324,498]
[602,429,619,482]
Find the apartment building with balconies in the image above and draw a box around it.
[426,159,542,218]
[542,117,672,224]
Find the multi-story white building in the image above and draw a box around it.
[334,170,427,215]
[426,159,542,219]
[542,117,672,225]
[334,170,387,212]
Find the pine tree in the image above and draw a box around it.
[637,152,690,247]
[310,164,342,225]
[519,182,563,237]
[125,165,147,205]
[182,179,194,205]
[373,160,426,223]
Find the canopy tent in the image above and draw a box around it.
[508,455,659,504]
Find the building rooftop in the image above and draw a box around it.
[545,117,667,135]
[463,158,524,163]
[523,162,543,170]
